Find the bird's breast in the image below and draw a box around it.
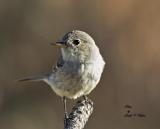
[48,56,105,99]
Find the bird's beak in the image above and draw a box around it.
[50,41,66,48]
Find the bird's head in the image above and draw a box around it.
[51,30,99,62]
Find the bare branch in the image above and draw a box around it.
[64,99,93,129]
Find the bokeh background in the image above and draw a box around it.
[0,0,160,129]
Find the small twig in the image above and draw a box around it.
[64,98,93,129]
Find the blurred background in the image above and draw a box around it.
[0,0,160,129]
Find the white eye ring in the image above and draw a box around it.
[73,39,81,45]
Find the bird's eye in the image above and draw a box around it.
[73,39,80,45]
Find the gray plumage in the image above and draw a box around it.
[18,30,105,99]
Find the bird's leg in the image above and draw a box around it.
[62,96,68,119]
[83,95,88,101]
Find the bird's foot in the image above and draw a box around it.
[83,95,88,101]
[64,112,68,125]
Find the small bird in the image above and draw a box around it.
[18,30,105,118]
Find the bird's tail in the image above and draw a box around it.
[16,75,46,82]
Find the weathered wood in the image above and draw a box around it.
[64,99,93,129]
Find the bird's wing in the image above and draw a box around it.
[52,55,64,72]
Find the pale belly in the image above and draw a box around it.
[46,71,98,99]
[44,57,105,99]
